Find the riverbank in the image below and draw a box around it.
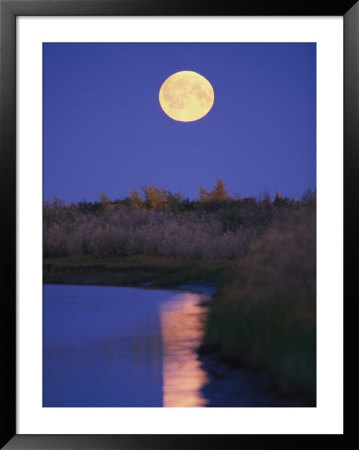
[198,354,312,407]
[44,255,316,405]
[44,255,233,288]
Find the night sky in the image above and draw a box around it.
[43,43,316,203]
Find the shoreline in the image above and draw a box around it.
[43,255,231,288]
[43,255,316,404]
[43,280,312,406]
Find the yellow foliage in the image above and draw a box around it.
[129,189,144,208]
[199,178,233,202]
[143,185,169,210]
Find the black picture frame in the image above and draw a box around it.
[1,1,356,448]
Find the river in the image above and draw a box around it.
[43,284,307,407]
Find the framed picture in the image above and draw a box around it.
[1,0,356,448]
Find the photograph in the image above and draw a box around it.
[42,42,317,408]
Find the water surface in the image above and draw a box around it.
[43,284,209,407]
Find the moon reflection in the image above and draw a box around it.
[160,292,209,407]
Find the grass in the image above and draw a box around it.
[44,255,234,288]
[200,210,316,404]
[200,281,316,403]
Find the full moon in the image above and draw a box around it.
[159,71,214,122]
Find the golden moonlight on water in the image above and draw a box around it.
[159,71,214,122]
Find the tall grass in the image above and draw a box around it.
[202,206,316,401]
[43,193,315,262]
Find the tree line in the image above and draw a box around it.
[51,178,315,214]
[44,179,315,260]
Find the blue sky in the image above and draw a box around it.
[43,43,316,202]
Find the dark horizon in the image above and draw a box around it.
[44,180,316,205]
